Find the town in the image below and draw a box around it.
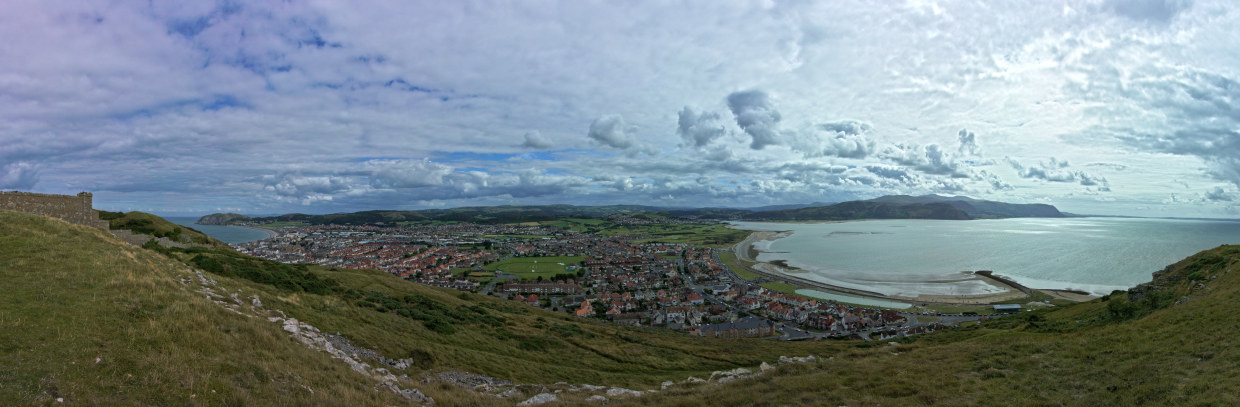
[233,217,955,341]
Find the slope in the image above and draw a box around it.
[0,211,411,405]
[0,211,828,405]
[638,244,1240,406]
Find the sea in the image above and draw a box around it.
[166,217,275,244]
[731,217,1240,297]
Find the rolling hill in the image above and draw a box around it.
[5,209,1237,405]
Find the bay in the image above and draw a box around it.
[166,217,276,244]
[731,217,1240,297]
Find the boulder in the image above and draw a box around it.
[517,393,558,406]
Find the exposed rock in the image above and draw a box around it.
[586,395,609,403]
[778,355,817,365]
[579,384,607,391]
[605,387,644,398]
[661,380,675,390]
[681,376,706,384]
[708,367,752,382]
[517,393,558,406]
[759,362,774,372]
[380,382,434,405]
[430,371,514,389]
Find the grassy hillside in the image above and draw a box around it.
[0,211,827,405]
[6,209,1239,406]
[97,210,220,246]
[0,212,409,405]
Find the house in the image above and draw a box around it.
[696,317,776,338]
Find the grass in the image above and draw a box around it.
[96,210,218,245]
[759,281,809,298]
[719,252,759,280]
[1,211,836,404]
[483,256,584,280]
[9,210,1240,406]
[601,224,749,247]
[0,212,408,406]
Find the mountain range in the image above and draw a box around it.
[198,195,1063,225]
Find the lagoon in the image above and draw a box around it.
[731,217,1240,297]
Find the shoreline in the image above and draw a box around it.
[731,228,1096,306]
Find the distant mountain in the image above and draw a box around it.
[196,212,252,225]
[197,196,1061,225]
[201,204,674,226]
[745,202,835,212]
[865,194,1064,218]
[743,201,972,221]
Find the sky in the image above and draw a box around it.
[2,0,1239,217]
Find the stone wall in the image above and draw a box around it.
[0,191,110,230]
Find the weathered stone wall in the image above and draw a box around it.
[0,191,110,230]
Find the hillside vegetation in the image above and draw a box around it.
[4,210,1238,406]
[0,211,825,405]
[97,210,220,246]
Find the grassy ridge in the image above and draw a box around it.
[1,211,830,405]
[97,210,220,245]
[0,212,407,405]
[8,209,1240,406]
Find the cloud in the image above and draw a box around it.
[726,90,782,150]
[676,107,727,148]
[0,162,40,190]
[368,159,454,188]
[795,120,876,158]
[1007,157,1110,189]
[883,143,969,178]
[587,115,635,150]
[957,128,979,156]
[520,131,554,149]
[1204,186,1235,202]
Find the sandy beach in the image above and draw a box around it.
[731,228,1093,306]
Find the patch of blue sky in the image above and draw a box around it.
[350,157,406,163]
[112,95,248,120]
[434,151,518,163]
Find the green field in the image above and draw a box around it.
[758,281,809,298]
[719,252,760,280]
[601,223,749,247]
[483,256,584,280]
[539,218,608,232]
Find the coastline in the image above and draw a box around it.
[235,225,279,241]
[731,228,1094,306]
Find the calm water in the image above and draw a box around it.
[732,218,1240,297]
[166,217,275,244]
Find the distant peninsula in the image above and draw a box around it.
[195,212,251,225]
[196,194,1063,226]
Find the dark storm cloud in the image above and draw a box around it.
[676,107,727,148]
[726,90,782,150]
